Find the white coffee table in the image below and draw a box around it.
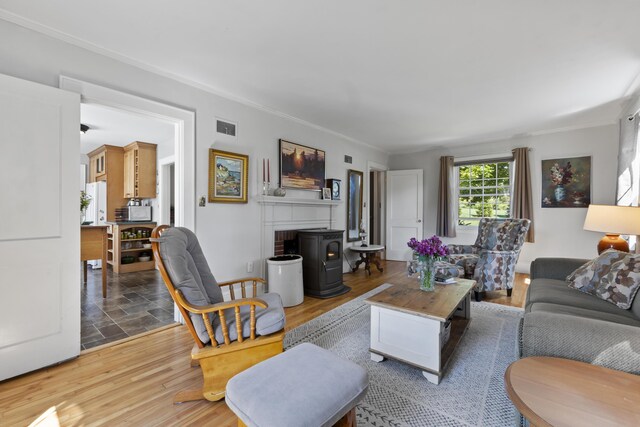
[365,278,475,384]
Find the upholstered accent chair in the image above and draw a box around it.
[151,225,286,403]
[447,218,530,301]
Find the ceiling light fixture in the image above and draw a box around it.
[80,124,90,134]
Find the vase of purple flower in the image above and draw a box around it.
[407,236,449,292]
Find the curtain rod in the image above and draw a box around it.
[454,148,532,165]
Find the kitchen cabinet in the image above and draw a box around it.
[123,141,157,199]
[107,222,157,273]
[89,150,106,182]
[87,145,127,222]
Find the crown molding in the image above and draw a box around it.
[388,119,618,156]
[0,10,388,155]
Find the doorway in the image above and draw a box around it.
[369,171,382,245]
[159,158,176,227]
[366,161,388,251]
[62,77,195,350]
[79,103,177,349]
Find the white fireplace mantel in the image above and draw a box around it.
[256,195,342,206]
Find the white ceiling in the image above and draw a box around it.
[80,103,174,155]
[3,1,640,153]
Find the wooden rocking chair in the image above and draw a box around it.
[151,225,285,403]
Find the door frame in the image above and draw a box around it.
[60,77,194,324]
[59,76,195,230]
[366,161,388,255]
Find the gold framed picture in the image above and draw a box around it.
[208,149,249,203]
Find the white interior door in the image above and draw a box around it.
[386,169,423,260]
[0,73,80,380]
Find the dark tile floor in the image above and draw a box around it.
[81,266,176,350]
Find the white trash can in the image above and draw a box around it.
[267,255,304,307]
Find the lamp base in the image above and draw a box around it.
[597,234,629,254]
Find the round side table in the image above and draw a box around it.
[350,245,385,274]
[505,356,640,427]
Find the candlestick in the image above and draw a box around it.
[267,159,271,183]
[262,159,265,182]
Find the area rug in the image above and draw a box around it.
[284,284,524,427]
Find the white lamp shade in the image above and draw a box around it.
[583,205,640,235]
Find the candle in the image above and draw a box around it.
[267,159,271,183]
[262,158,265,182]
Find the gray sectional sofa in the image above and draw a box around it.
[518,257,640,374]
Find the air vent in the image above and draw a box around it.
[216,119,237,137]
[344,155,353,164]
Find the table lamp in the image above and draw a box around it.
[583,204,640,254]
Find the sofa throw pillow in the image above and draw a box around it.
[594,253,640,309]
[566,249,629,295]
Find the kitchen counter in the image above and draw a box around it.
[81,225,108,297]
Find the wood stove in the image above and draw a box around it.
[297,229,349,298]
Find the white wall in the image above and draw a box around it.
[389,124,619,272]
[0,20,388,280]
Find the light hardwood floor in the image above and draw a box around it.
[0,260,528,426]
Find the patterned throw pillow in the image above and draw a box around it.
[594,253,640,309]
[566,249,629,295]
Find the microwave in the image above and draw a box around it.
[127,206,152,221]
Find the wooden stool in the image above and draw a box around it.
[226,343,369,427]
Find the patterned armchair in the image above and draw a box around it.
[447,218,530,301]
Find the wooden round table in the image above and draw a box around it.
[350,245,385,275]
[505,356,640,427]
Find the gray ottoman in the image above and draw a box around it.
[226,343,369,427]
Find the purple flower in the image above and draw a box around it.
[407,235,449,259]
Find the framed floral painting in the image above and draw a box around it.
[541,156,591,208]
[208,149,248,203]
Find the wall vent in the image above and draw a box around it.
[216,119,237,137]
[344,155,353,164]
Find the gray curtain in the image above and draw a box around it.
[616,114,639,206]
[437,156,456,237]
[512,147,535,243]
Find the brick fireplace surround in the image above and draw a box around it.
[274,230,298,256]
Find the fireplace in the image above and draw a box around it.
[274,230,299,256]
[258,196,339,274]
[297,229,349,298]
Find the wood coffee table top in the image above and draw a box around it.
[365,278,475,322]
[505,356,640,427]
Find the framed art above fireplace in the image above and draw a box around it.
[279,139,325,191]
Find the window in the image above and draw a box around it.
[457,161,512,227]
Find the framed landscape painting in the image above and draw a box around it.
[541,155,591,208]
[208,149,248,203]
[279,139,325,191]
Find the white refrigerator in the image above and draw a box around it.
[85,181,107,268]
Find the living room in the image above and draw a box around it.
[1,2,640,426]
